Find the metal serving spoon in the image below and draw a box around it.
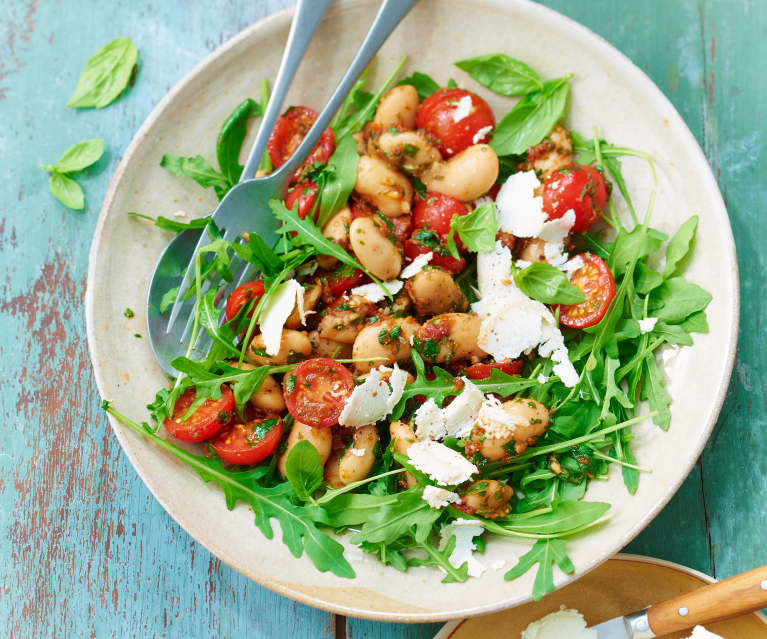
[146,0,419,374]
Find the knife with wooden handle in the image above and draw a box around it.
[591,564,767,638]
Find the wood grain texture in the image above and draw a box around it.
[0,1,762,638]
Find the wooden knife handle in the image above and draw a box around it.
[647,564,767,635]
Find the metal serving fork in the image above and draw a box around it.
[147,0,419,374]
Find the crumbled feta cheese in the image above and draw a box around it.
[348,448,365,457]
[474,396,515,439]
[521,609,597,639]
[451,95,473,122]
[400,252,433,279]
[338,365,406,427]
[439,519,485,578]
[172,209,187,218]
[491,559,507,571]
[685,627,724,639]
[351,280,403,303]
[563,254,585,275]
[472,125,493,144]
[443,378,484,438]
[259,280,305,355]
[495,170,547,238]
[537,374,549,384]
[414,398,447,441]
[422,485,461,509]
[638,317,659,334]
[407,440,478,485]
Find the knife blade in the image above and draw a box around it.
[590,610,654,639]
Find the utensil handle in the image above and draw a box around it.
[240,0,334,183]
[275,0,419,179]
[646,564,767,635]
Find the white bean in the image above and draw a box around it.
[422,144,499,202]
[373,85,419,130]
[248,329,312,365]
[355,155,413,217]
[351,316,420,373]
[348,216,402,280]
[405,268,468,316]
[338,425,380,484]
[278,421,333,478]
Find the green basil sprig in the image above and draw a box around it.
[396,71,440,100]
[67,37,138,108]
[315,135,359,229]
[491,77,570,156]
[514,262,586,305]
[40,138,105,210]
[446,200,498,258]
[454,53,543,96]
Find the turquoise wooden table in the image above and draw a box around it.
[1,1,764,637]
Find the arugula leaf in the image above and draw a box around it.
[649,277,712,324]
[663,215,699,278]
[504,538,574,601]
[103,401,354,578]
[322,492,403,527]
[46,138,105,173]
[447,201,498,258]
[316,135,359,228]
[128,211,212,233]
[681,311,709,334]
[396,71,440,100]
[48,172,85,210]
[651,321,694,346]
[491,77,570,156]
[643,356,671,430]
[601,357,633,419]
[230,232,284,278]
[514,262,586,305]
[351,488,440,545]
[217,97,262,184]
[550,401,601,439]
[285,440,324,502]
[609,226,666,276]
[634,262,663,294]
[454,53,543,96]
[409,534,470,584]
[494,501,609,535]
[67,37,138,108]
[160,154,230,198]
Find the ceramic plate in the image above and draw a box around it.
[86,0,739,621]
[435,555,767,638]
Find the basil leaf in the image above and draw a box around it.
[649,277,712,323]
[53,138,105,173]
[454,53,543,96]
[160,154,230,197]
[285,440,324,502]
[397,71,440,100]
[49,171,84,210]
[663,215,698,278]
[316,135,359,228]
[514,262,586,305]
[67,37,138,108]
[491,77,570,156]
[216,98,262,184]
[447,201,498,258]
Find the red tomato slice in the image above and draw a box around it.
[404,236,466,275]
[542,164,609,233]
[283,357,354,428]
[416,88,495,158]
[211,416,283,466]
[559,254,616,329]
[326,268,366,298]
[164,385,234,443]
[284,180,319,221]
[465,361,523,380]
[225,281,266,322]
[267,106,335,172]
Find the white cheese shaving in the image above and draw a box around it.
[407,440,478,485]
[172,209,187,218]
[400,252,433,279]
[685,626,724,639]
[537,373,549,384]
[347,448,365,457]
[563,254,585,275]
[521,609,597,639]
[539,210,575,244]
[338,365,407,427]
[351,280,403,303]
[451,95,473,122]
[495,170,547,238]
[543,241,569,268]
[439,519,485,578]
[414,378,484,441]
[638,317,659,334]
[474,396,515,439]
[422,485,461,509]
[258,280,305,356]
[472,125,493,144]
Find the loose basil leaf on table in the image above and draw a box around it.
[49,172,85,210]
[514,262,586,305]
[491,76,570,156]
[48,138,106,173]
[454,53,544,96]
[67,36,138,108]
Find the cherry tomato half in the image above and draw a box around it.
[267,105,335,172]
[211,415,283,466]
[416,88,495,158]
[412,192,468,240]
[404,237,466,275]
[164,385,234,443]
[225,281,266,322]
[283,357,354,428]
[284,180,319,221]
[465,361,523,380]
[326,267,366,298]
[542,164,609,233]
[559,254,616,329]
